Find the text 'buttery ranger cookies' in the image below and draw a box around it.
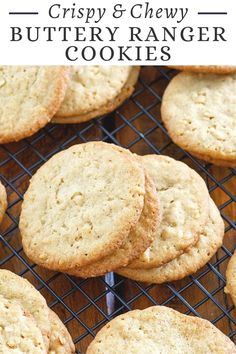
[8,1,228,63]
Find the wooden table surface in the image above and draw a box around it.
[0,66,235,353]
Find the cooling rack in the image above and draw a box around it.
[0,66,235,353]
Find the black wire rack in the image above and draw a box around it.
[0,66,235,353]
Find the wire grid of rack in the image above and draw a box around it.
[0,66,235,353]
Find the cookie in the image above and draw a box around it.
[53,66,140,123]
[0,181,7,224]
[161,72,236,165]
[87,306,236,353]
[48,310,75,354]
[64,173,160,278]
[20,142,145,272]
[0,270,51,350]
[0,295,47,354]
[127,155,209,269]
[190,151,236,168]
[117,198,224,284]
[170,66,236,74]
[0,66,70,143]
[225,250,236,306]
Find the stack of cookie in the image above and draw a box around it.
[0,269,75,353]
[117,155,224,283]
[87,306,236,353]
[0,66,139,144]
[19,142,160,277]
[161,67,236,167]
[19,142,224,283]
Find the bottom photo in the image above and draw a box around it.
[0,65,235,353]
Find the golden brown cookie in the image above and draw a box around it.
[170,66,236,74]
[161,72,236,165]
[87,306,236,353]
[225,250,236,306]
[53,66,140,123]
[0,295,47,354]
[190,151,236,168]
[0,66,70,143]
[0,270,51,350]
[64,172,160,278]
[48,310,75,354]
[127,155,209,269]
[117,198,224,284]
[0,181,7,224]
[20,142,145,272]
